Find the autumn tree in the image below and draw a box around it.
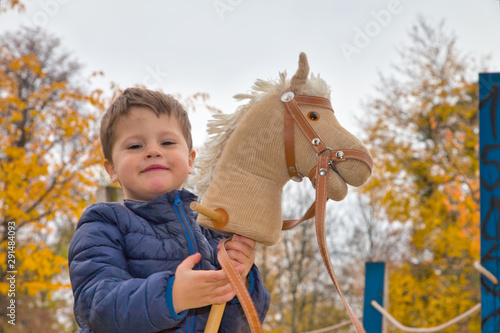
[0,26,105,332]
[360,17,482,331]
[333,194,410,266]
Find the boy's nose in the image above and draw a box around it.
[145,145,163,158]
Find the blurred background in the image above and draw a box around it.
[0,0,499,332]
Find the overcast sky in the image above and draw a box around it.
[1,0,499,147]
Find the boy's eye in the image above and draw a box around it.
[128,144,142,150]
[161,141,174,146]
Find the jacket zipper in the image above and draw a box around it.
[173,192,199,333]
[174,193,199,256]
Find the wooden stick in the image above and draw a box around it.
[190,201,236,333]
[190,202,229,229]
[190,202,234,332]
[204,303,227,333]
[190,202,223,222]
[204,235,236,333]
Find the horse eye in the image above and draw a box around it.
[308,112,320,121]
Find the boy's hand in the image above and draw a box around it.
[172,253,244,314]
[219,236,256,283]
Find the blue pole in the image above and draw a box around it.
[363,262,387,333]
[479,72,500,332]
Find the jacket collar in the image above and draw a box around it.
[124,189,198,224]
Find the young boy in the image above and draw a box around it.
[68,88,270,332]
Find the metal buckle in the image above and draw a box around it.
[315,147,339,173]
[316,147,332,159]
[281,91,295,102]
[288,166,303,182]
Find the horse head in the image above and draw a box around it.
[191,53,373,246]
[284,52,372,200]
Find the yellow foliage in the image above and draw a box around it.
[0,36,107,299]
[361,20,480,330]
[0,241,69,296]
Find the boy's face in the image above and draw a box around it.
[104,107,195,202]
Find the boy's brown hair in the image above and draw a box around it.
[100,87,192,162]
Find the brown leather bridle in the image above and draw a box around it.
[215,90,372,333]
[281,89,373,183]
[281,90,373,230]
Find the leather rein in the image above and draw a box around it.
[215,90,372,333]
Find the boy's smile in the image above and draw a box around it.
[141,164,169,173]
[104,107,195,202]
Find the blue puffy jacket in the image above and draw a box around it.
[68,189,270,332]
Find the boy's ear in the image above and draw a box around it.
[188,149,196,174]
[104,159,119,183]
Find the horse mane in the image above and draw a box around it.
[189,71,331,199]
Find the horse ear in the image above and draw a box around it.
[290,52,310,94]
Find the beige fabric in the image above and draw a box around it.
[195,53,372,246]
